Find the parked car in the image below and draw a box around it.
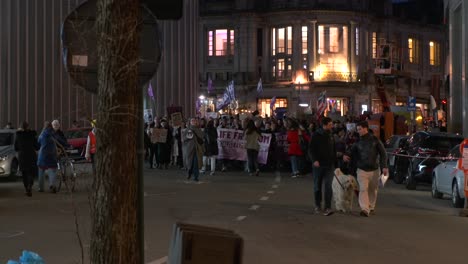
[64,127,92,161]
[385,135,409,179]
[431,144,466,208]
[396,131,464,190]
[0,129,18,179]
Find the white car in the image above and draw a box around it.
[431,144,466,208]
[0,129,18,179]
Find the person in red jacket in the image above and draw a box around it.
[85,125,96,174]
[287,118,310,177]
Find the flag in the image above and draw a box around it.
[270,96,276,109]
[148,83,155,100]
[216,81,235,111]
[316,91,327,117]
[430,95,437,110]
[256,78,263,95]
[207,77,213,94]
[196,99,201,114]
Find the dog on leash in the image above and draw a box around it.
[332,168,359,213]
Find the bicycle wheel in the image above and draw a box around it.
[63,160,77,192]
[56,168,63,192]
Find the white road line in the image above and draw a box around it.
[249,205,260,211]
[0,231,25,238]
[272,184,279,189]
[236,216,247,221]
[267,190,275,194]
[274,171,281,183]
[260,196,269,201]
[147,256,168,264]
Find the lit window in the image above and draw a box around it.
[329,27,339,52]
[207,29,235,57]
[278,59,285,78]
[278,28,285,53]
[287,26,292,54]
[272,28,276,56]
[408,37,419,64]
[355,27,359,56]
[208,31,213,56]
[429,41,440,66]
[302,26,308,54]
[318,26,324,54]
[372,32,377,59]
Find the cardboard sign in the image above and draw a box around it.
[171,112,183,127]
[205,112,218,120]
[151,128,168,143]
[144,109,153,123]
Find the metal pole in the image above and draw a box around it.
[138,83,145,263]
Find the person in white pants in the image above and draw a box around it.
[343,121,388,217]
[201,119,218,176]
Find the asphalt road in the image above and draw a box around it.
[1,164,467,264]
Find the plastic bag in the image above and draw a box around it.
[7,250,45,264]
[379,173,389,187]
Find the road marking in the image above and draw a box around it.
[249,205,260,211]
[260,196,269,201]
[144,192,176,197]
[147,256,168,264]
[0,231,25,238]
[267,190,275,194]
[236,216,247,221]
[272,184,279,189]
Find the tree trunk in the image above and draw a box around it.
[91,0,142,263]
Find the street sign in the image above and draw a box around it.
[407,96,416,111]
[61,0,161,93]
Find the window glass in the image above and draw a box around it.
[302,26,308,54]
[278,28,285,53]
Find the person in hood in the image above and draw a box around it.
[14,121,39,197]
[182,118,204,182]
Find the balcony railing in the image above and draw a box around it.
[313,71,359,82]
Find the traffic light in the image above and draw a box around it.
[308,71,314,81]
[441,98,447,105]
[142,0,183,20]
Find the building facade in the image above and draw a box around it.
[0,0,198,130]
[199,0,447,123]
[445,0,468,136]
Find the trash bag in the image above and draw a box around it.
[7,250,45,264]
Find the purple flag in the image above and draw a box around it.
[148,83,155,100]
[207,77,213,94]
[270,96,276,109]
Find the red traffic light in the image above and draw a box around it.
[441,99,447,104]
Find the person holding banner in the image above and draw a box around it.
[244,119,261,176]
[182,118,204,182]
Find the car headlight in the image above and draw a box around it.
[0,155,7,161]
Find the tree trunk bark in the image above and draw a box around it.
[91,0,141,263]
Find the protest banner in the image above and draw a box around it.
[171,112,183,127]
[217,128,271,164]
[206,112,218,120]
[151,128,168,143]
[274,132,289,161]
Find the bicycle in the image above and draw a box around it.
[56,152,78,193]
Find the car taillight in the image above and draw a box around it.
[418,147,436,155]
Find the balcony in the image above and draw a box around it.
[313,71,359,82]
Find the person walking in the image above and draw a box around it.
[343,121,388,217]
[85,126,97,174]
[14,121,39,197]
[244,119,261,176]
[37,121,68,193]
[202,119,218,176]
[308,117,336,216]
[182,118,204,182]
[157,119,172,169]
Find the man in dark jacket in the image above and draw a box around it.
[15,121,39,196]
[344,121,388,217]
[308,117,336,216]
